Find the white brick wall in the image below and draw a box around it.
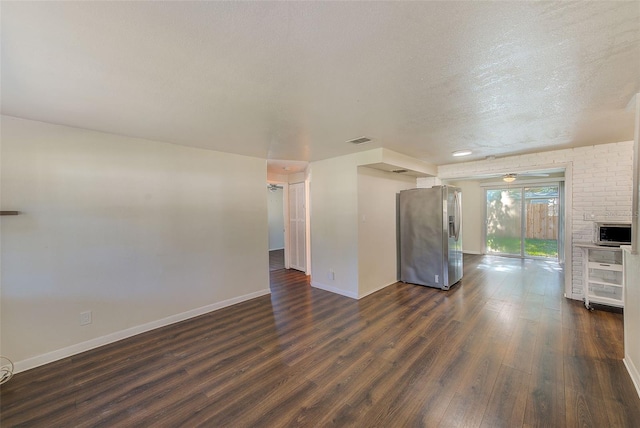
[438,141,634,298]
[416,177,442,188]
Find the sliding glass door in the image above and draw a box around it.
[524,187,559,258]
[486,188,522,256]
[485,185,559,259]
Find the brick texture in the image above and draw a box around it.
[437,141,634,298]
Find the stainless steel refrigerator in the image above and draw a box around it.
[398,186,463,290]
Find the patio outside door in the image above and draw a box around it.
[485,186,559,259]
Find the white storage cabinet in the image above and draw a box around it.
[577,244,624,309]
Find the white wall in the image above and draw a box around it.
[310,149,426,299]
[624,249,640,398]
[309,153,365,298]
[267,187,285,250]
[622,94,640,399]
[357,167,415,298]
[416,177,442,188]
[438,141,634,298]
[0,116,270,370]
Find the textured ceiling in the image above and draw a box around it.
[2,2,639,165]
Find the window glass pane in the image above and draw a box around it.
[486,189,522,256]
[524,186,558,258]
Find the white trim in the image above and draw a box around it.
[311,280,358,299]
[13,288,271,374]
[479,177,565,187]
[624,357,640,399]
[482,187,488,255]
[283,181,291,269]
[268,247,284,251]
[631,93,639,254]
[564,162,573,299]
[304,177,312,276]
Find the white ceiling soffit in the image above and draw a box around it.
[1,2,639,165]
[363,163,432,178]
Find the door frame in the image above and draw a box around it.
[268,180,290,269]
[270,175,311,276]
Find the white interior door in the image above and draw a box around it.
[288,182,306,272]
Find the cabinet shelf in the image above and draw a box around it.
[576,244,624,310]
[588,261,623,272]
[588,279,622,288]
[586,295,624,308]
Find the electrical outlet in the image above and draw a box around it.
[435,274,439,283]
[80,310,92,326]
[328,269,335,280]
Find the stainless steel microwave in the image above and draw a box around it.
[594,222,632,246]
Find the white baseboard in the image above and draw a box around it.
[463,250,483,255]
[14,288,271,374]
[311,280,358,299]
[563,291,583,301]
[268,247,284,251]
[624,356,640,399]
[358,282,395,299]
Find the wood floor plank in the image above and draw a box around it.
[564,355,606,399]
[502,318,539,374]
[361,340,474,426]
[2,254,640,427]
[536,308,563,353]
[524,378,566,428]
[524,336,565,427]
[603,397,640,428]
[437,344,503,427]
[520,292,545,322]
[565,387,612,428]
[593,358,640,418]
[282,351,380,427]
[480,365,530,428]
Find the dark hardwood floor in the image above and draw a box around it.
[2,254,640,427]
[269,249,285,271]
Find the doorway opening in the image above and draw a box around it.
[266,179,309,275]
[267,184,285,271]
[485,184,562,259]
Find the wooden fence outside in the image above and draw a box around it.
[525,203,558,240]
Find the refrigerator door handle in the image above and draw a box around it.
[449,215,455,237]
[453,191,461,241]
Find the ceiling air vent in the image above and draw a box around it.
[346,136,371,145]
[392,169,408,174]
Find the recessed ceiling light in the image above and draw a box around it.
[452,150,472,157]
